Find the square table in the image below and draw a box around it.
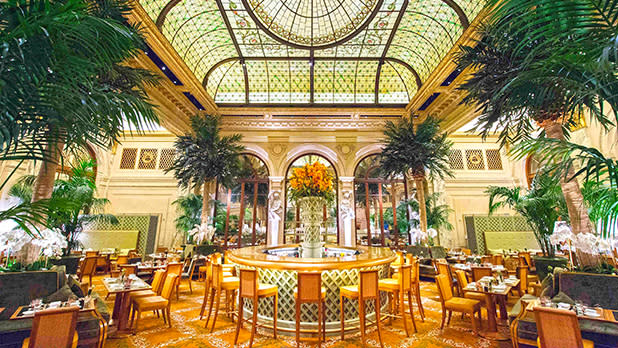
[10,300,96,320]
[463,276,520,340]
[526,300,618,323]
[102,276,151,333]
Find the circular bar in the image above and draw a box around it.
[227,244,396,336]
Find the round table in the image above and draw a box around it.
[226,244,396,337]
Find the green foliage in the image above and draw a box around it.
[455,1,618,147]
[486,173,568,257]
[512,138,618,238]
[380,115,453,179]
[9,160,117,254]
[172,194,202,242]
[166,115,245,191]
[383,193,454,238]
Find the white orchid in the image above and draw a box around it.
[188,223,216,245]
[427,228,438,239]
[31,229,68,257]
[0,223,32,254]
[549,221,575,245]
[572,233,600,254]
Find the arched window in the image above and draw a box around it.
[215,154,269,249]
[354,155,409,247]
[525,155,541,188]
[284,154,338,244]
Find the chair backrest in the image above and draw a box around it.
[166,262,183,277]
[96,255,108,267]
[239,268,258,298]
[156,247,168,253]
[399,265,412,291]
[481,255,492,264]
[395,251,404,265]
[534,306,585,348]
[359,270,378,300]
[411,258,420,283]
[435,274,453,303]
[492,254,503,266]
[518,252,532,267]
[297,272,322,302]
[455,270,468,288]
[471,266,492,282]
[189,258,204,279]
[461,248,471,256]
[161,274,178,300]
[152,269,166,295]
[436,262,453,288]
[505,257,519,272]
[116,255,129,265]
[120,264,137,275]
[28,307,79,348]
[517,266,529,292]
[211,263,224,289]
[85,251,99,257]
[405,254,416,265]
[80,257,98,277]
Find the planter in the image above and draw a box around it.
[49,255,82,274]
[533,256,568,281]
[298,196,326,258]
[195,244,220,256]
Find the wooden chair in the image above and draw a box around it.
[181,257,204,295]
[233,268,278,347]
[454,270,485,303]
[435,274,482,334]
[22,307,79,348]
[199,256,234,320]
[518,252,535,272]
[165,262,183,300]
[505,256,520,275]
[85,251,99,258]
[130,274,178,331]
[129,269,167,301]
[510,299,537,348]
[481,255,492,264]
[516,266,529,297]
[436,262,458,296]
[119,264,137,276]
[115,255,129,265]
[378,264,417,336]
[534,306,593,348]
[96,255,110,274]
[471,266,492,282]
[461,248,472,256]
[205,263,239,332]
[492,254,504,266]
[77,256,98,287]
[339,270,384,348]
[293,272,326,347]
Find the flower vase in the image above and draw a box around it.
[298,196,326,258]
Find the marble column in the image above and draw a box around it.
[338,176,356,247]
[267,176,285,246]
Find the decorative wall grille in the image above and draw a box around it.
[465,150,485,170]
[158,149,176,170]
[486,149,503,170]
[138,149,158,169]
[448,150,464,170]
[119,148,138,169]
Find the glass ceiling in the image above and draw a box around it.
[140,0,484,106]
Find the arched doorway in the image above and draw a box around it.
[354,155,409,247]
[284,154,338,244]
[215,154,269,249]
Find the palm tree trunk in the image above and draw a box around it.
[201,182,210,225]
[414,175,428,233]
[542,121,594,235]
[31,137,65,202]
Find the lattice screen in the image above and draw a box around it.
[465,149,485,170]
[85,215,152,255]
[471,216,532,254]
[138,149,158,169]
[158,149,175,170]
[119,148,138,169]
[448,150,464,170]
[486,149,503,170]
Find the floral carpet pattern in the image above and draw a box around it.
[96,276,512,348]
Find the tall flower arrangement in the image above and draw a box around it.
[288,162,335,202]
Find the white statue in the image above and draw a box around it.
[268,191,283,245]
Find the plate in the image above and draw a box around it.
[584,309,601,317]
[557,303,571,310]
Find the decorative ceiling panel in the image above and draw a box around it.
[139,0,485,106]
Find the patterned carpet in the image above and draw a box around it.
[96,276,513,348]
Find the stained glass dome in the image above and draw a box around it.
[139,0,485,106]
[243,0,382,48]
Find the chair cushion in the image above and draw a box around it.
[536,337,594,348]
[129,290,156,300]
[340,285,359,299]
[463,291,486,302]
[257,283,278,297]
[378,278,399,291]
[67,276,84,298]
[134,296,168,311]
[444,297,481,312]
[220,276,240,290]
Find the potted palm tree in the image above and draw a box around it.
[455,1,618,239]
[486,173,570,280]
[380,115,453,235]
[166,115,244,246]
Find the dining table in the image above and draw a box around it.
[462,276,520,340]
[452,263,506,273]
[526,299,618,323]
[9,300,96,320]
[102,275,151,334]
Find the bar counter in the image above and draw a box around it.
[226,244,396,336]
